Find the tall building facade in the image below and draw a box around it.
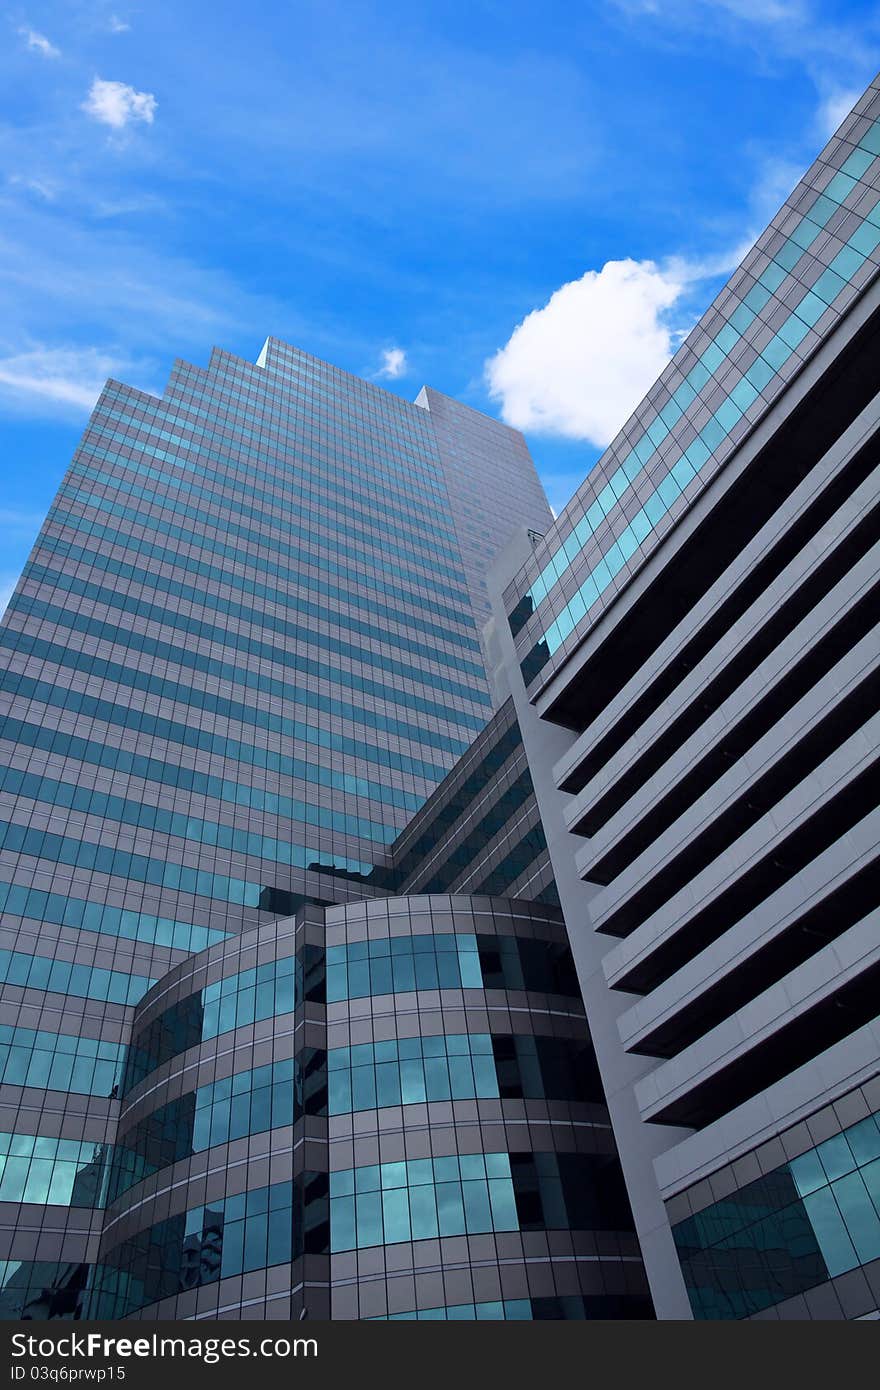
[5,78,879,1328]
[489,75,880,1320]
[0,336,649,1319]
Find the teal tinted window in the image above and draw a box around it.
[0,1133,109,1209]
[108,1052,326,1202]
[0,1025,124,1098]
[327,1033,600,1114]
[0,1259,96,1320]
[378,1294,648,1320]
[673,1108,880,1318]
[91,1173,328,1317]
[325,932,580,1003]
[330,1151,634,1251]
[121,947,323,1096]
[0,948,152,1006]
[0,878,226,954]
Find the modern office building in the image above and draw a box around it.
[3,75,880,1327]
[490,75,880,1320]
[0,335,648,1319]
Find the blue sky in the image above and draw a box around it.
[2,0,879,610]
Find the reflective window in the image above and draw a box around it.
[0,1133,109,1209]
[330,1152,518,1250]
[109,1052,326,1202]
[0,948,153,1007]
[327,1033,602,1114]
[673,1107,880,1317]
[380,1294,652,1320]
[0,813,363,909]
[92,1173,328,1318]
[121,947,323,1096]
[325,932,580,1003]
[329,1151,633,1251]
[0,1259,95,1320]
[0,878,226,954]
[0,1025,124,1098]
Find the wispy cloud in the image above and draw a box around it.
[377,346,407,379]
[83,78,157,129]
[609,0,878,81]
[0,507,48,534]
[7,174,57,201]
[614,0,806,21]
[18,27,60,59]
[816,86,864,140]
[0,346,153,417]
[108,15,131,33]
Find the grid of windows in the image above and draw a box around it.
[0,1134,108,1209]
[121,949,323,1096]
[108,1052,326,1202]
[325,931,581,1003]
[328,1033,497,1112]
[673,1108,880,1318]
[327,1033,600,1114]
[0,658,450,800]
[0,1260,93,1320]
[380,1295,649,1320]
[329,1151,632,1252]
[0,879,227,954]
[93,1174,328,1318]
[0,711,423,819]
[391,701,558,907]
[382,1299,536,1320]
[0,667,449,798]
[330,1152,519,1249]
[0,1026,124,1098]
[0,814,367,906]
[0,949,153,1006]
[9,579,486,747]
[0,759,394,860]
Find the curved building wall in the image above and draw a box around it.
[91,905,328,1321]
[323,895,649,1321]
[35,895,650,1321]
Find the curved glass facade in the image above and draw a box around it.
[44,895,647,1321]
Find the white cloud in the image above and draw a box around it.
[82,78,157,129]
[8,174,57,201]
[612,0,808,28]
[377,346,407,379]
[817,87,862,140]
[612,0,805,22]
[108,15,131,32]
[19,27,60,58]
[701,0,805,21]
[486,258,686,446]
[0,346,137,415]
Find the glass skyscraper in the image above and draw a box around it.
[7,73,876,1325]
[0,337,649,1319]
